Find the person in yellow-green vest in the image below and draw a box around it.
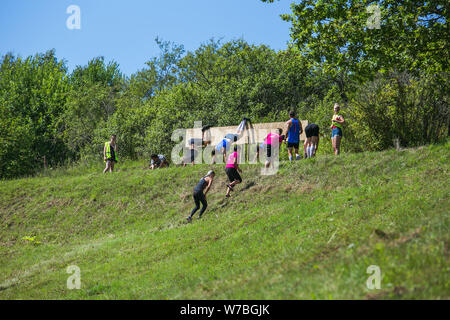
[330,103,345,155]
[103,134,118,173]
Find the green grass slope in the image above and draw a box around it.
[0,142,449,299]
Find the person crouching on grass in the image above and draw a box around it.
[264,128,284,169]
[225,145,242,198]
[187,170,215,222]
[148,154,169,169]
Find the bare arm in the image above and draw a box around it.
[234,158,242,173]
[336,116,345,124]
[103,144,106,160]
[204,178,213,196]
[285,120,292,140]
[332,115,345,126]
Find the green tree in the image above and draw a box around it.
[58,57,123,160]
[0,50,69,178]
[262,0,448,76]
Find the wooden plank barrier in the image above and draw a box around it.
[185,120,308,148]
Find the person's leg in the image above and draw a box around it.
[110,162,115,173]
[227,180,241,197]
[198,193,208,218]
[225,168,233,197]
[287,146,293,161]
[227,177,241,196]
[309,143,315,157]
[226,169,241,196]
[103,161,111,174]
[308,139,314,158]
[312,136,319,157]
[335,135,342,155]
[189,194,201,219]
[229,178,241,187]
[190,143,195,165]
[226,181,232,197]
[254,145,260,163]
[201,126,212,146]
[227,118,249,142]
[190,147,196,165]
[331,131,337,155]
[265,144,271,168]
[294,144,300,160]
[304,139,309,158]
[229,169,242,187]
[236,118,247,135]
[220,139,228,163]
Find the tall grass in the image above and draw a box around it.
[0,141,448,299]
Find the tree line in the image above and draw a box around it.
[1,1,448,179]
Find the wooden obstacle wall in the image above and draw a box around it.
[185,121,308,147]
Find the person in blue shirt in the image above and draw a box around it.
[213,137,232,164]
[213,117,251,164]
[285,111,303,161]
[304,123,320,158]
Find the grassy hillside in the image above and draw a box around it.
[0,142,449,299]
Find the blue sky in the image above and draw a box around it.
[0,0,293,76]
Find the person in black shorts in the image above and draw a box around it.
[225,145,242,198]
[187,170,215,222]
[304,123,320,158]
[285,111,303,161]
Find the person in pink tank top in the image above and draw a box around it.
[264,128,284,169]
[225,145,242,198]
